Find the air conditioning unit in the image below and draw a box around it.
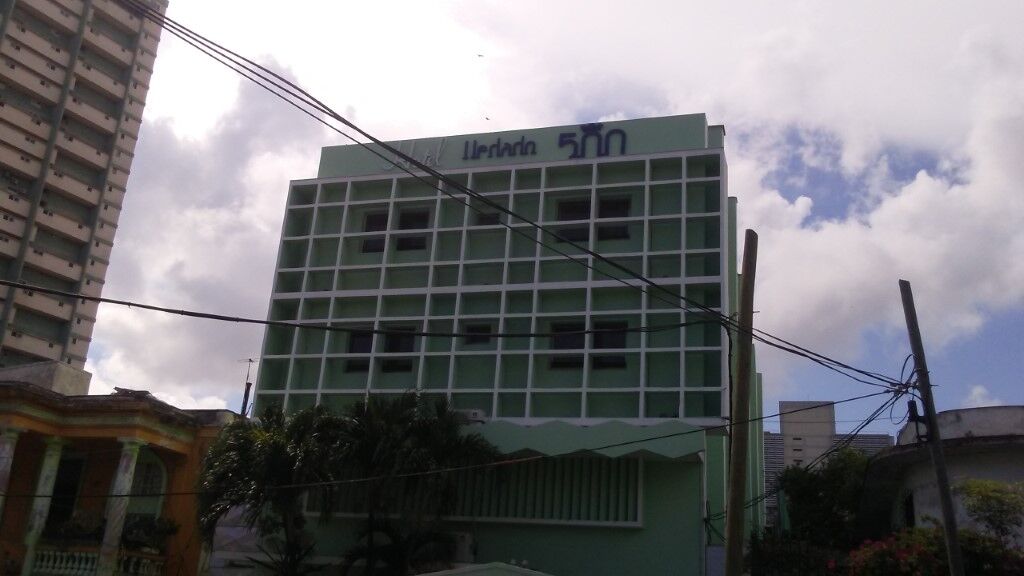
[455,409,488,423]
[449,532,475,564]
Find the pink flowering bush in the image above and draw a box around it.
[847,528,1024,576]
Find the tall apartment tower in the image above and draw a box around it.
[0,0,166,368]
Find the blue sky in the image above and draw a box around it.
[81,1,1023,438]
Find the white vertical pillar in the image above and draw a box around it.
[21,437,65,576]
[0,429,21,519]
[96,438,143,576]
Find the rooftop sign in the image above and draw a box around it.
[317,113,717,179]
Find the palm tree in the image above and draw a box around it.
[336,394,499,575]
[197,404,346,576]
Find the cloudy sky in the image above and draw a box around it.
[85,0,1024,434]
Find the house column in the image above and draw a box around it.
[0,429,21,519]
[21,437,65,576]
[96,438,144,576]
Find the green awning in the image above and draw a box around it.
[473,420,706,460]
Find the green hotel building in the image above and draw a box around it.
[251,114,764,575]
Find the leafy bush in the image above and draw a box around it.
[955,479,1024,544]
[848,527,1024,576]
[747,529,844,575]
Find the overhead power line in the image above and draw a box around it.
[0,279,716,340]
[709,387,909,520]
[114,0,905,391]
[0,389,897,501]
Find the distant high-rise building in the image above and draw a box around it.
[764,401,894,525]
[0,0,167,368]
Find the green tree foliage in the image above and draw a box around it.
[197,405,346,576]
[335,394,500,575]
[778,448,874,550]
[749,448,895,574]
[197,395,500,576]
[955,479,1024,544]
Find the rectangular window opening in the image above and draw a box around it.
[598,198,630,218]
[364,212,389,232]
[348,330,373,354]
[557,200,590,221]
[395,236,427,251]
[550,322,585,350]
[549,355,584,369]
[463,324,493,345]
[361,237,385,253]
[398,209,430,230]
[385,328,416,353]
[593,321,628,349]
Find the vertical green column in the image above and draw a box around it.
[21,437,65,576]
[0,429,21,519]
[96,439,143,576]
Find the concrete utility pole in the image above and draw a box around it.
[899,280,965,576]
[724,230,758,576]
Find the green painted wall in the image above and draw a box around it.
[306,459,706,576]
[705,434,728,543]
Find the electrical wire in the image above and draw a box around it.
[0,279,716,340]
[708,389,907,520]
[114,0,906,391]
[0,389,895,501]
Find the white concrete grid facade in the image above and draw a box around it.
[0,0,166,369]
[256,128,734,426]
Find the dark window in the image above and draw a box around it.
[549,355,584,369]
[395,236,427,251]
[381,359,414,373]
[47,458,85,527]
[903,493,915,527]
[344,359,370,372]
[364,212,388,232]
[463,324,493,345]
[598,198,630,218]
[398,210,430,230]
[596,225,630,241]
[550,322,585,350]
[557,200,590,221]
[592,355,627,370]
[361,237,385,253]
[555,225,589,243]
[475,212,501,225]
[348,330,373,354]
[593,321,628,349]
[385,328,416,353]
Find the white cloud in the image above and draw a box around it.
[962,384,1004,408]
[86,0,1024,408]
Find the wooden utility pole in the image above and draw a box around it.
[724,229,758,576]
[899,280,965,576]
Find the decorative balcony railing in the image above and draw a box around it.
[31,547,165,576]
